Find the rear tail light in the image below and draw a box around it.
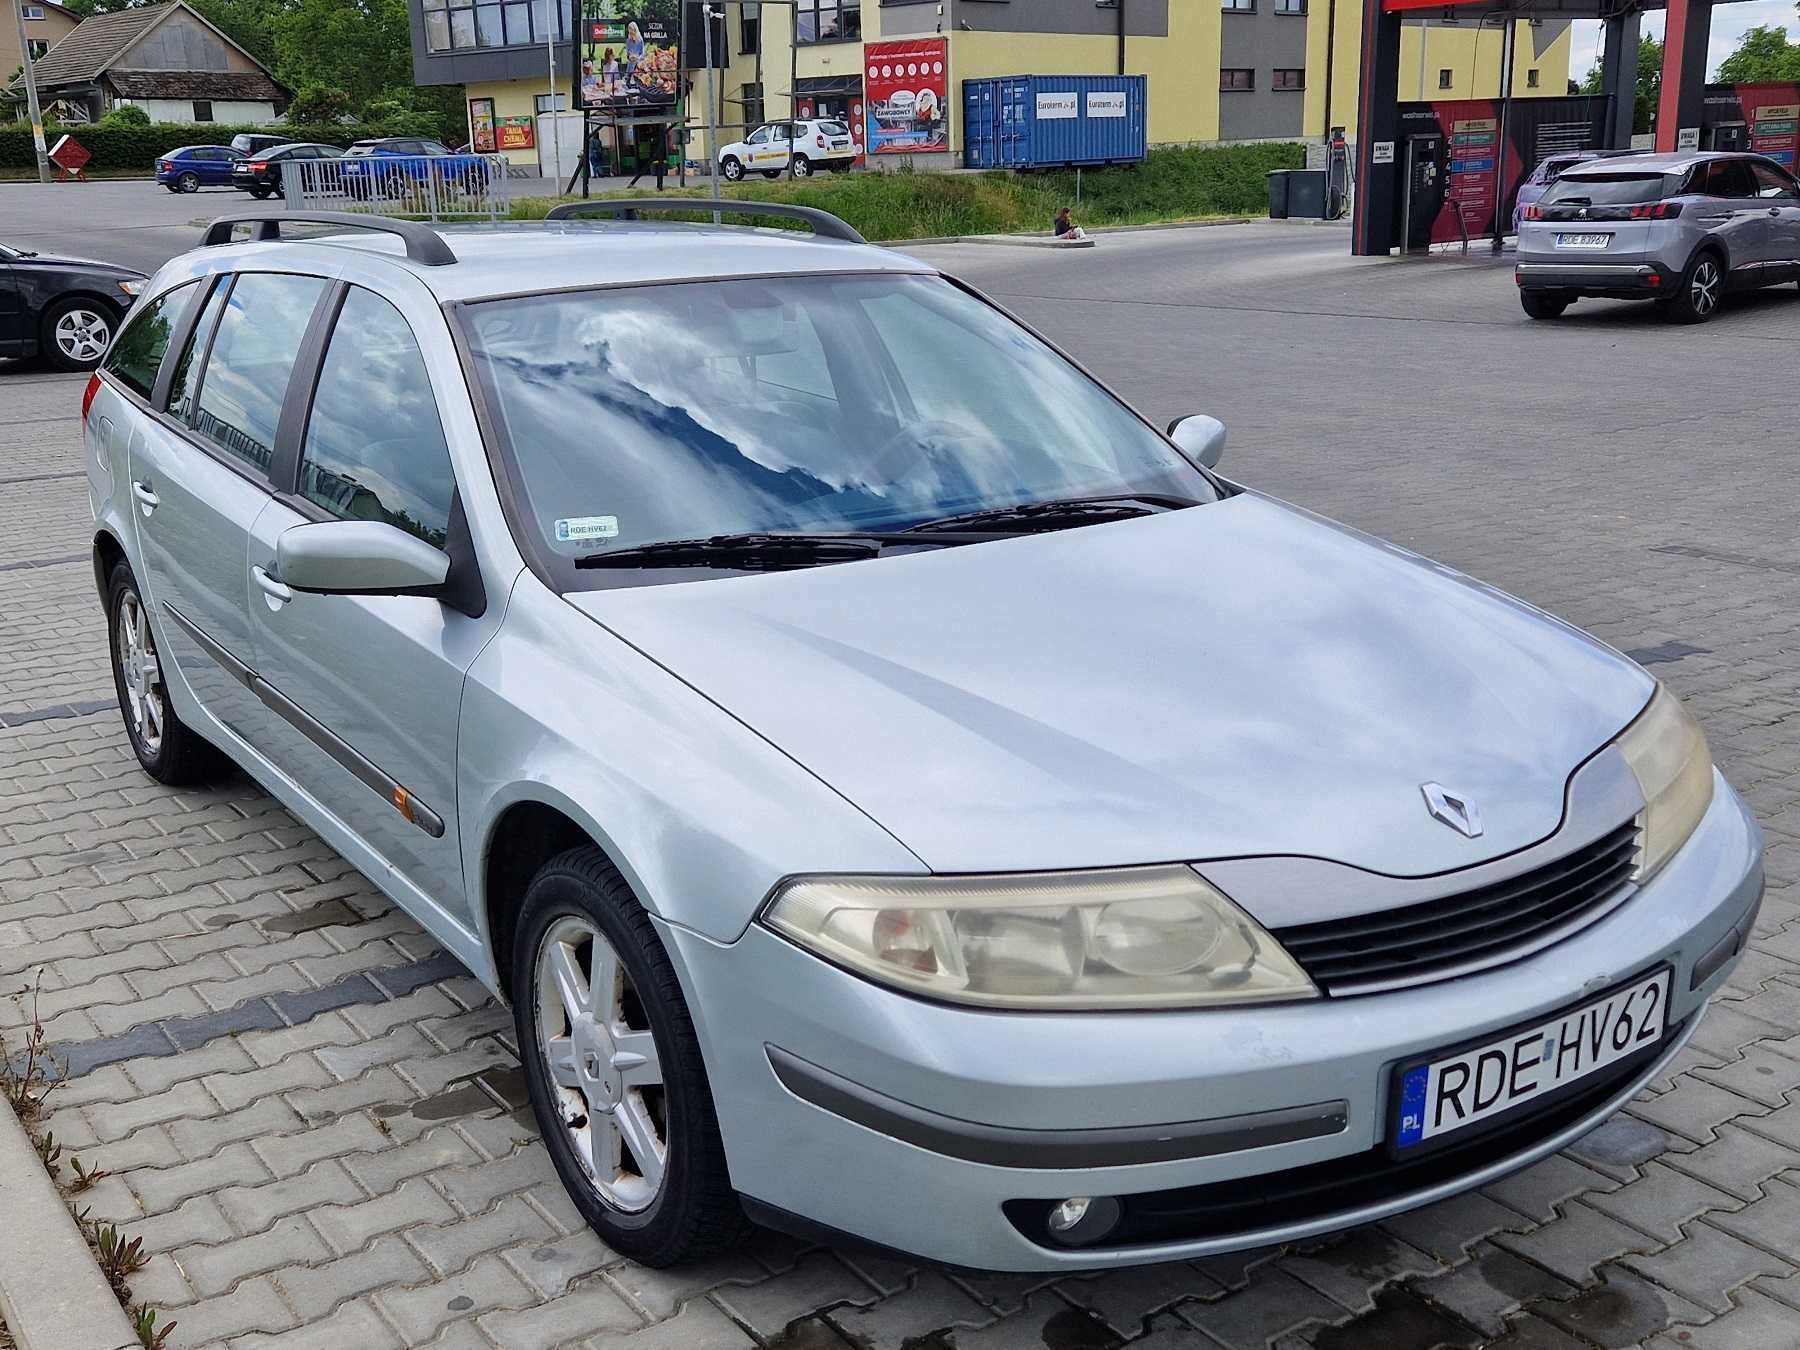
[1630,201,1683,220]
[158,160,171,172]
[81,373,102,421]
[248,161,267,173]
[1522,204,1543,221]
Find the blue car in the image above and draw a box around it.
[338,137,494,199]
[155,145,246,194]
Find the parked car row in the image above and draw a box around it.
[154,136,486,199]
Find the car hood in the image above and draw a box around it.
[568,494,1652,883]
[12,251,140,276]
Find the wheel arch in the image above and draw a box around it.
[92,527,128,604]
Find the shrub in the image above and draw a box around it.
[96,104,150,128]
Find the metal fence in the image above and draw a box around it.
[279,154,513,222]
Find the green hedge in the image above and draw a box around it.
[512,142,1309,241]
[0,114,452,172]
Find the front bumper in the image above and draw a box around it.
[1516,260,1677,299]
[664,772,1762,1271]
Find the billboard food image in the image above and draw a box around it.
[469,97,497,153]
[865,39,949,154]
[578,0,680,109]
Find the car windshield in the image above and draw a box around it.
[1543,172,1668,206]
[462,272,1218,580]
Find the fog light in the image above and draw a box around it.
[1044,1194,1121,1246]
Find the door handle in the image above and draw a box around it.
[130,479,159,511]
[252,565,293,605]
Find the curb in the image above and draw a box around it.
[0,1099,138,1350]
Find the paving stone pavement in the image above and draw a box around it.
[3,226,1800,1348]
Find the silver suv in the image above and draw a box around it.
[85,205,1761,1271]
[1516,151,1800,323]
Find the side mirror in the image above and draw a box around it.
[1167,414,1227,470]
[275,521,450,597]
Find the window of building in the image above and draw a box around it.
[1273,68,1305,90]
[300,289,456,549]
[192,100,213,121]
[27,39,47,58]
[191,274,328,476]
[1222,0,1255,11]
[1437,68,1453,89]
[502,0,531,44]
[1276,0,1307,13]
[741,1,760,52]
[1525,68,1540,88]
[1220,68,1254,91]
[797,0,860,43]
[423,0,450,51]
[426,0,559,51]
[535,92,568,112]
[741,81,765,128]
[22,5,45,18]
[102,281,197,402]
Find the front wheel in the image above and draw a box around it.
[1664,252,1723,324]
[41,296,117,372]
[512,847,747,1268]
[106,563,227,785]
[1520,292,1571,320]
[720,156,743,182]
[791,155,813,178]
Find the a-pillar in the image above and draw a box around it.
[1599,10,1641,149]
[1657,0,1713,152]
[1350,0,1403,255]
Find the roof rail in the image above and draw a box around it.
[543,199,868,244]
[198,212,458,267]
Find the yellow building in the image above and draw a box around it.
[410,0,1572,174]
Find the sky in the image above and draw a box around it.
[1565,0,1800,84]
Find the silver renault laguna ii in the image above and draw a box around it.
[85,204,1762,1271]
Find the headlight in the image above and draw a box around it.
[117,279,144,297]
[761,865,1318,1010]
[1615,684,1713,883]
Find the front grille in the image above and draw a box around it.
[1003,1021,1677,1250]
[1274,821,1640,993]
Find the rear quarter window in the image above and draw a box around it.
[1542,173,1670,206]
[101,281,197,401]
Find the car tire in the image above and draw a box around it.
[1520,292,1571,320]
[512,845,748,1269]
[177,171,200,193]
[40,296,118,372]
[106,562,228,786]
[1664,252,1723,325]
[761,170,780,180]
[721,156,744,182]
[163,184,181,193]
[792,155,812,178]
[249,186,273,199]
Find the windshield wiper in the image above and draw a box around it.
[574,530,995,571]
[902,493,1203,536]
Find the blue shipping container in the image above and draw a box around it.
[962,75,1148,170]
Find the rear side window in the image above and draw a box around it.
[1543,173,1668,206]
[1695,160,1757,198]
[190,273,327,475]
[101,281,197,400]
[298,287,456,549]
[1751,161,1798,199]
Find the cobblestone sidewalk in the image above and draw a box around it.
[5,243,1800,1349]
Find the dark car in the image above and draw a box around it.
[154,145,245,193]
[338,137,493,199]
[0,240,145,371]
[229,132,289,157]
[230,142,346,199]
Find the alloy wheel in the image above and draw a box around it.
[115,588,164,757]
[54,308,111,366]
[534,915,667,1214]
[1690,259,1720,317]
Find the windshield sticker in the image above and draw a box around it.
[555,516,620,543]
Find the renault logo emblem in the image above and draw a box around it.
[1422,783,1483,838]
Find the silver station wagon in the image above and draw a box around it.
[83,204,1763,1271]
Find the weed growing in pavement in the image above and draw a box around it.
[3,980,173,1348]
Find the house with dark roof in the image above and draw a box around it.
[21,1,289,125]
[2,0,80,81]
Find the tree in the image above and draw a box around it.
[1718,25,1800,84]
[1581,35,1662,136]
[287,84,353,124]
[273,0,415,114]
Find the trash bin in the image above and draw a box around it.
[1287,169,1328,220]
[1266,170,1292,220]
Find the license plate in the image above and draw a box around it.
[1393,968,1670,1151]
[1556,232,1611,249]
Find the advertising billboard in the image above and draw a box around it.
[469,97,497,153]
[497,115,536,150]
[577,0,680,110]
[865,39,948,155]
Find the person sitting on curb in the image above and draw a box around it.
[1054,207,1090,242]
